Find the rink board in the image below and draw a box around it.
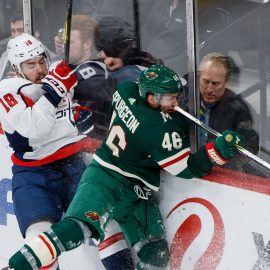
[1,133,270,270]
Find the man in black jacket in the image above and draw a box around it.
[199,53,260,173]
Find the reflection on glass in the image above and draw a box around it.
[1,0,269,176]
[197,0,270,177]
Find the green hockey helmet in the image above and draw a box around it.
[138,64,182,99]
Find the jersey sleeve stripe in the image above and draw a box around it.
[163,155,189,175]
[158,148,191,167]
[160,150,190,168]
[158,148,191,175]
[18,92,34,107]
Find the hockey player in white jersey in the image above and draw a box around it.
[0,33,88,270]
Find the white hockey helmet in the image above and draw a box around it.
[7,33,47,72]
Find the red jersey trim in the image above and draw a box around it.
[0,123,4,134]
[161,151,191,169]
[19,92,34,107]
[98,232,125,251]
[11,137,102,167]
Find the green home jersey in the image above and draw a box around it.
[93,81,196,191]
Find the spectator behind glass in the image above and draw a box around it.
[0,13,55,80]
[94,16,139,80]
[0,12,24,53]
[198,52,260,173]
[53,14,96,64]
[0,14,24,80]
[94,16,134,71]
[93,16,162,82]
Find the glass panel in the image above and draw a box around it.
[0,0,23,80]
[2,1,268,177]
[28,0,190,144]
[196,0,270,177]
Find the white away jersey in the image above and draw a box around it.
[0,76,85,163]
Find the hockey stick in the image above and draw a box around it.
[132,0,141,53]
[63,0,73,63]
[174,106,270,170]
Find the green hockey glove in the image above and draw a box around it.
[205,130,243,164]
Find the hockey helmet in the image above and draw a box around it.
[138,64,182,99]
[7,33,47,72]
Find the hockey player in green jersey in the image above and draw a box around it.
[3,65,242,270]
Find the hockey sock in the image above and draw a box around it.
[9,218,91,270]
[97,220,135,270]
[101,248,135,270]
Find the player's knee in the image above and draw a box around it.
[135,238,169,268]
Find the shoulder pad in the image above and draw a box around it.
[75,60,109,80]
[0,76,33,95]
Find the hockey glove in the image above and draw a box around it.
[205,130,243,165]
[42,61,78,105]
[73,105,94,135]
